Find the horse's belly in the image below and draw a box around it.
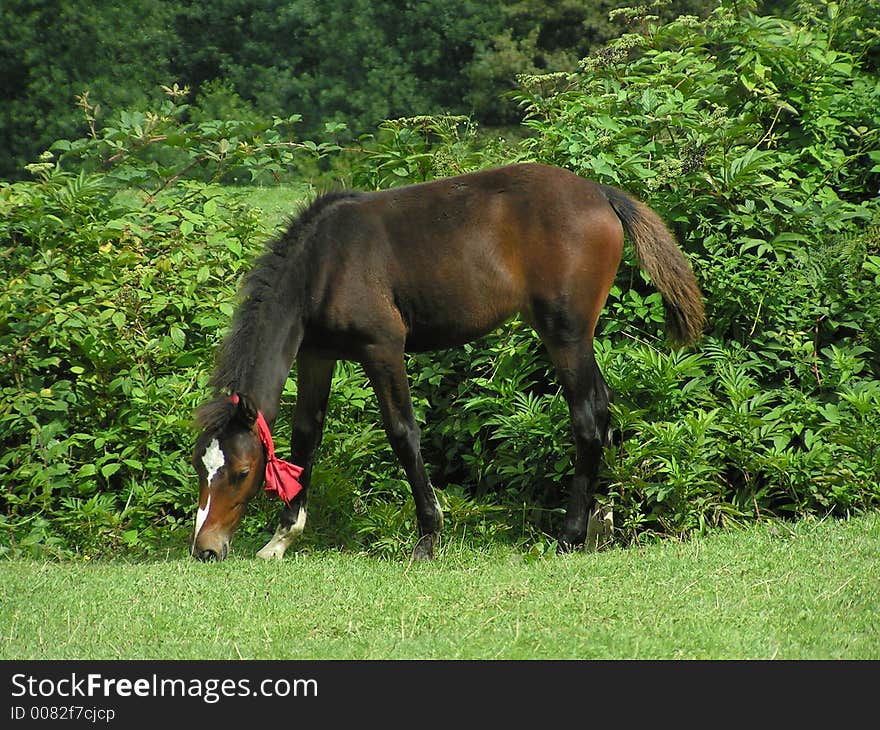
[401,289,520,352]
[403,314,512,352]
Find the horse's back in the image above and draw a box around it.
[308,164,624,353]
[363,162,623,284]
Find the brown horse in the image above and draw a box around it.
[190,162,704,561]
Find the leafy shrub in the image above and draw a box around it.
[0,169,261,555]
[0,91,335,557]
[345,115,510,190]
[2,2,878,559]
[498,0,880,535]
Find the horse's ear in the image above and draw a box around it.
[233,392,259,429]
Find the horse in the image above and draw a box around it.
[190,162,704,562]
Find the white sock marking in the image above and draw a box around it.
[256,509,307,560]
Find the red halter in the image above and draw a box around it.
[229,394,304,503]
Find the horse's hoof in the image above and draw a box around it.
[411,534,436,561]
[256,546,284,560]
[556,538,580,555]
[256,538,287,560]
[557,525,586,553]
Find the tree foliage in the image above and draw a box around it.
[0,0,176,178]
[1,0,718,179]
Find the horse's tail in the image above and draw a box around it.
[601,185,705,346]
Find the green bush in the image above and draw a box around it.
[0,171,262,555]
[501,0,880,536]
[2,1,878,559]
[0,92,335,556]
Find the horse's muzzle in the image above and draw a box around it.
[192,538,229,561]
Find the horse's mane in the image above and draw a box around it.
[199,189,361,418]
[194,395,238,437]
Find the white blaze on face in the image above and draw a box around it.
[193,438,225,549]
[194,493,212,539]
[202,438,225,486]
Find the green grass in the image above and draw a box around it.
[234,182,317,230]
[1,512,877,660]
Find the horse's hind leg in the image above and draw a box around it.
[257,352,335,560]
[542,336,612,552]
[362,345,443,561]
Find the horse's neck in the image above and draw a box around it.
[218,219,320,424]
[237,317,304,426]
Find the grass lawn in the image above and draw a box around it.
[234,182,317,231]
[1,511,877,660]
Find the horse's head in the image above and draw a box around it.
[190,394,266,561]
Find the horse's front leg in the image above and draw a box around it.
[257,353,335,560]
[363,345,443,561]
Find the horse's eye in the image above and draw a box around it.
[235,467,251,482]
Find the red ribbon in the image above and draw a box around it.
[229,394,304,504]
[255,410,304,503]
